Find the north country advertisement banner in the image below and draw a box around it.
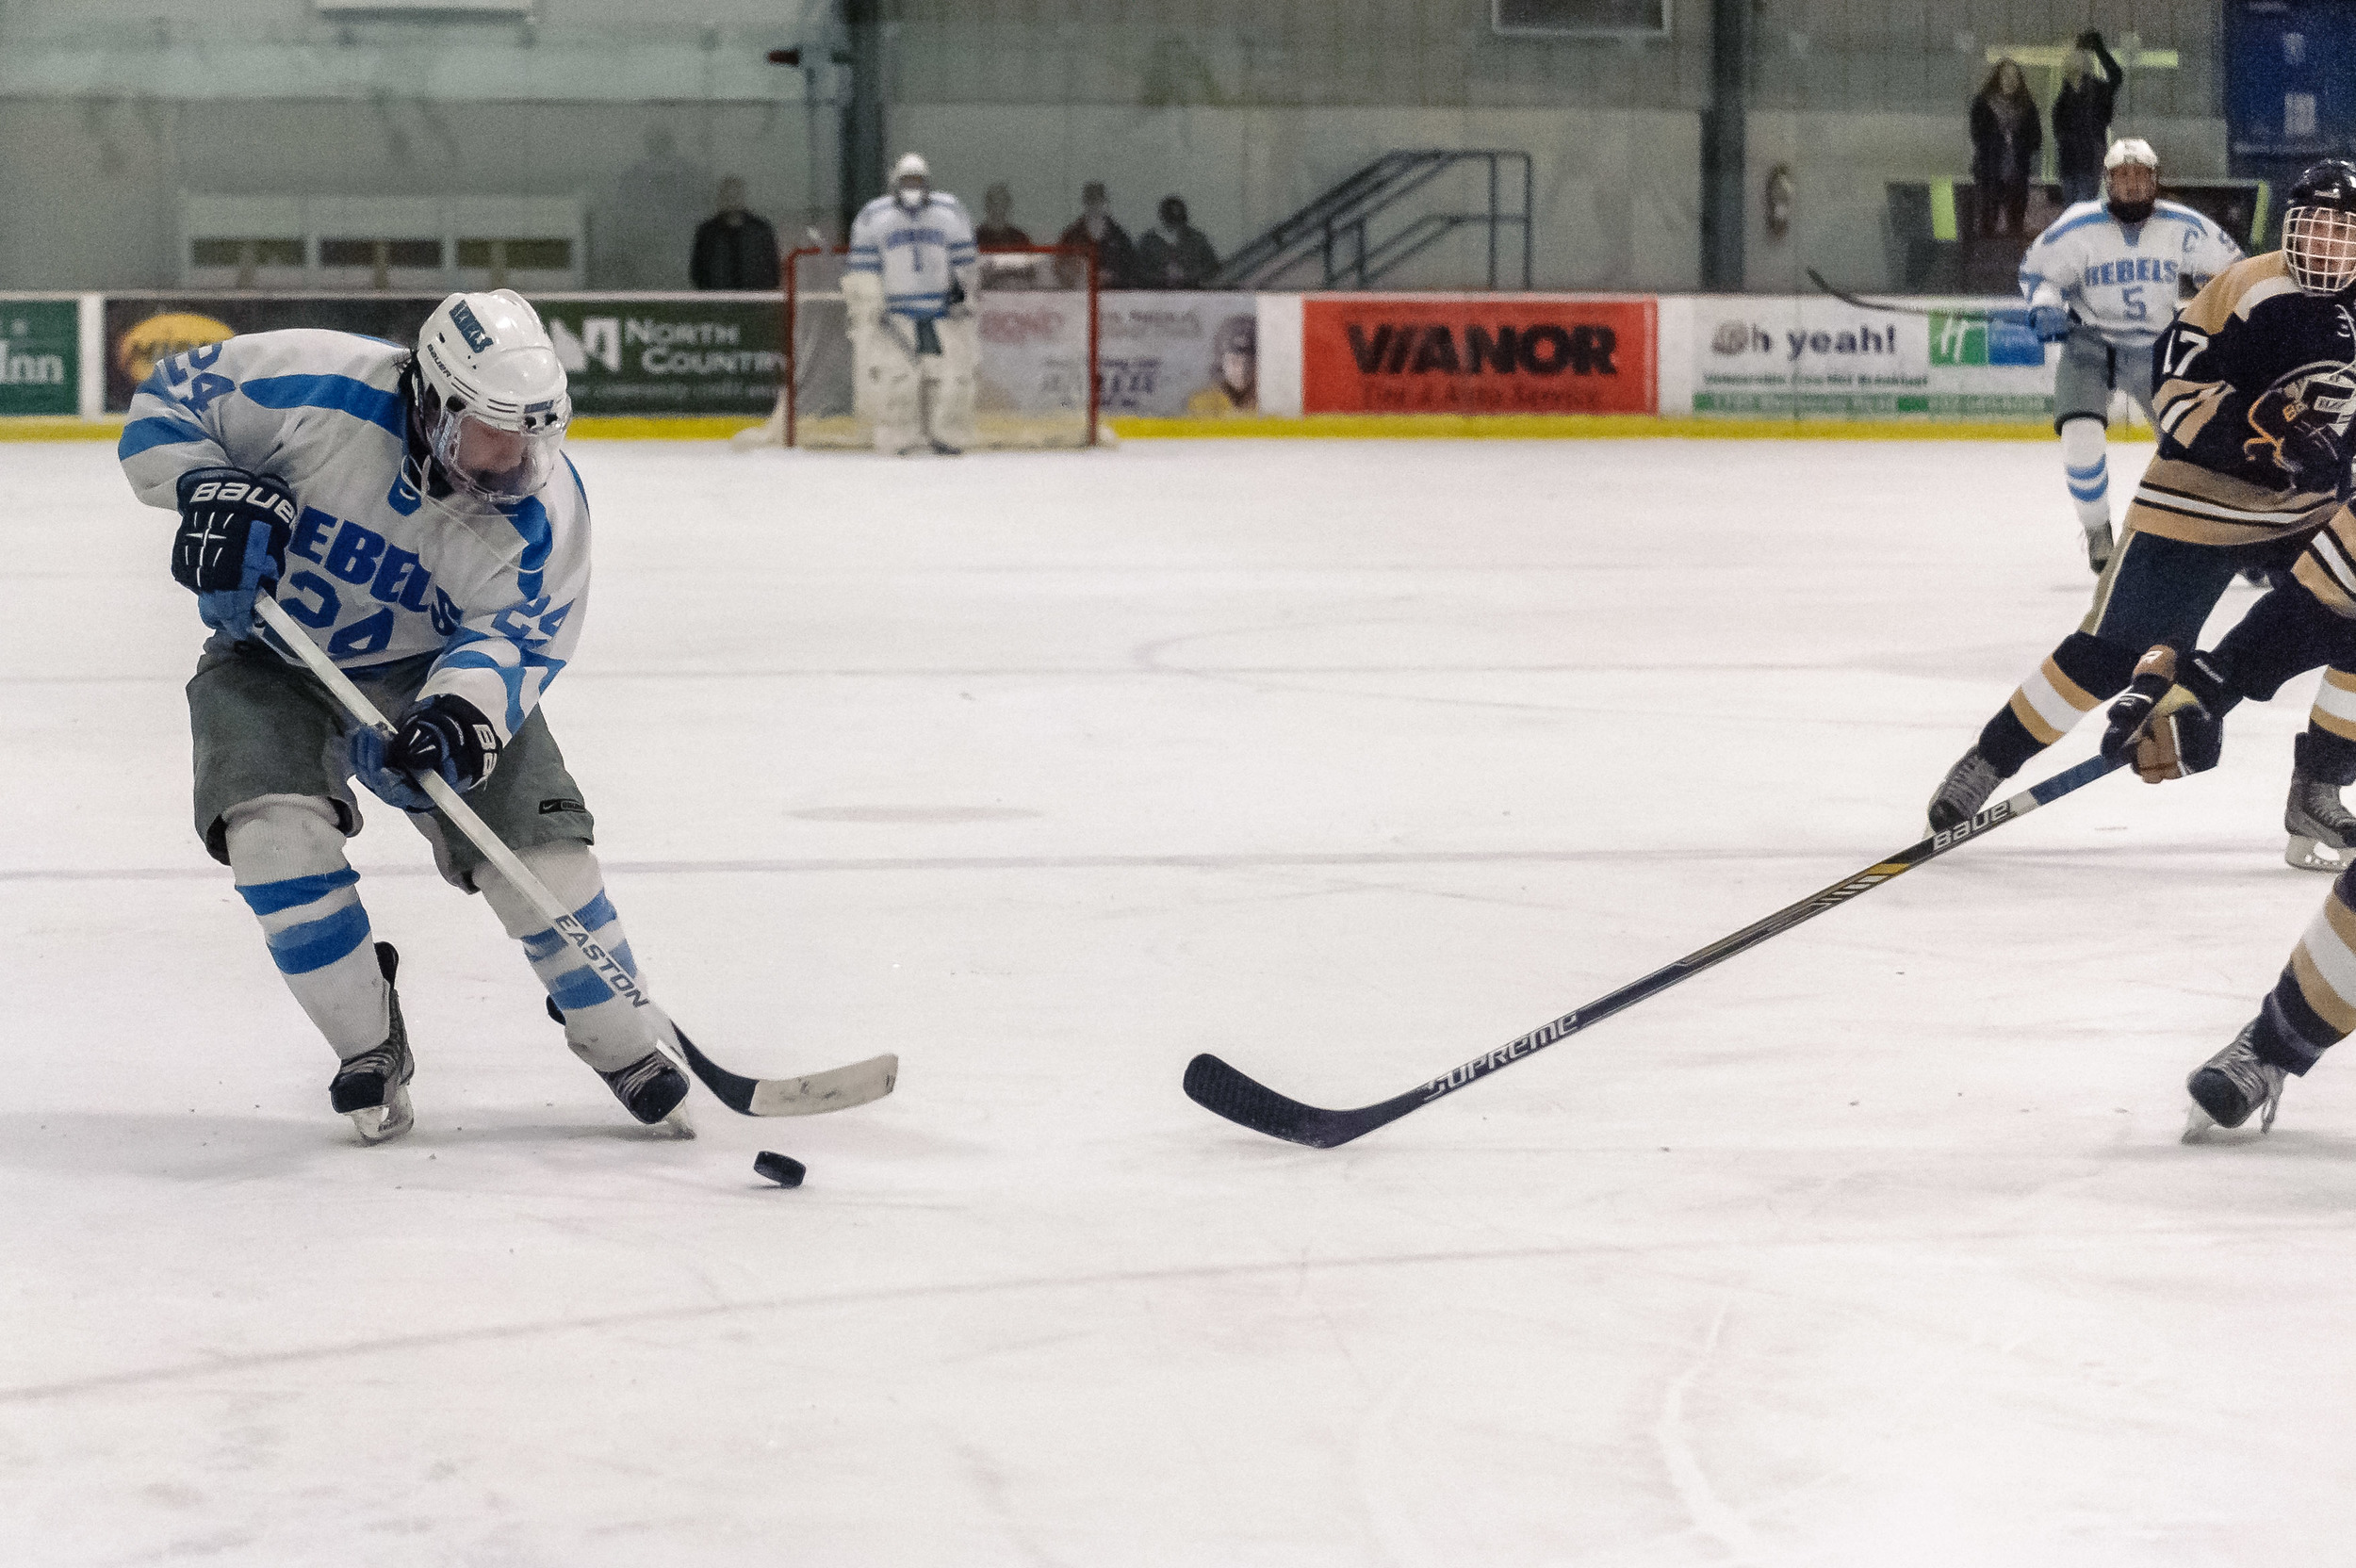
[101,294,781,415]
[1,299,79,416]
[1682,296,2056,420]
[1301,295,1657,416]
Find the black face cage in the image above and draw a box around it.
[2283,204,2356,295]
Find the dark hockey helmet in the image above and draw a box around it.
[2282,159,2356,296]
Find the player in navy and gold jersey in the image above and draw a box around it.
[1926,159,2356,871]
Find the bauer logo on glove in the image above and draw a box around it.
[2100,645,2238,782]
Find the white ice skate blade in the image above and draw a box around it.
[652,1105,695,1139]
[2285,834,2349,874]
[2181,1102,2218,1144]
[349,1086,414,1145]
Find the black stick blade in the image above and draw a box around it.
[676,1028,760,1114]
[1184,1054,1398,1149]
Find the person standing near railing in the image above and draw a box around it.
[1971,58,2042,237]
[2053,31,2127,207]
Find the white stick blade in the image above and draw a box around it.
[746,1054,899,1118]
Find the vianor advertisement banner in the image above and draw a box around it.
[101,294,781,416]
[1676,296,2056,421]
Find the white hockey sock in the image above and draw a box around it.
[475,841,657,1072]
[2061,417,2110,533]
[224,796,387,1060]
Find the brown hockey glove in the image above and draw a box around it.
[2100,645,2236,782]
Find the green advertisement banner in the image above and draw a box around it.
[0,300,78,416]
[101,293,780,416]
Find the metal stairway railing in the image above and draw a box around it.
[1206,149,1533,290]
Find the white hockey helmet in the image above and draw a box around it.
[414,288,570,503]
[892,152,930,209]
[2102,138,2160,222]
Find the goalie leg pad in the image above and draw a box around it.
[930,314,981,449]
[858,323,924,452]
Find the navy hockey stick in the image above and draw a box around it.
[1185,753,2123,1149]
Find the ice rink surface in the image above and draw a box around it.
[7,433,2356,1565]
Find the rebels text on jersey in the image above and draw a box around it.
[846,192,979,321]
[119,327,586,744]
[2019,199,2243,348]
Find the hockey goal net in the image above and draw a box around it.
[742,244,1100,449]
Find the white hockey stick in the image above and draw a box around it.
[252,595,899,1118]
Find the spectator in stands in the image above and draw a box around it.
[1056,181,1137,288]
[2053,31,2126,206]
[1970,59,2042,237]
[1137,195,1219,289]
[975,183,1032,250]
[689,176,780,290]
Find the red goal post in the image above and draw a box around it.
[752,244,1100,449]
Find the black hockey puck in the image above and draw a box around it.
[753,1151,805,1187]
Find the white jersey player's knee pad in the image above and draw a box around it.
[222,795,349,882]
[223,796,388,1057]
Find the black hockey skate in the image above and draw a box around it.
[546,998,693,1134]
[329,942,414,1144]
[2082,520,2114,574]
[2285,736,2356,872]
[2184,1021,2287,1141]
[1925,746,2004,834]
[595,1050,694,1132]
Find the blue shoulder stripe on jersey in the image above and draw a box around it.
[118,415,212,460]
[2037,210,2119,242]
[241,374,405,439]
[237,867,360,917]
[499,494,554,600]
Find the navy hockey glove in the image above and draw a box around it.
[171,468,297,641]
[2244,389,2347,489]
[350,695,502,813]
[2027,303,2071,343]
[2101,645,2236,783]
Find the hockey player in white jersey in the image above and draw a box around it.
[2019,138,2244,571]
[122,289,691,1141]
[844,152,980,454]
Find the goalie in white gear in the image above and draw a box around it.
[844,152,980,454]
[2018,138,2245,571]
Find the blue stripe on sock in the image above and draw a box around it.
[2069,478,2109,501]
[267,903,371,974]
[236,867,360,917]
[546,966,615,1011]
[519,890,617,960]
[610,940,637,978]
[2065,459,2107,479]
